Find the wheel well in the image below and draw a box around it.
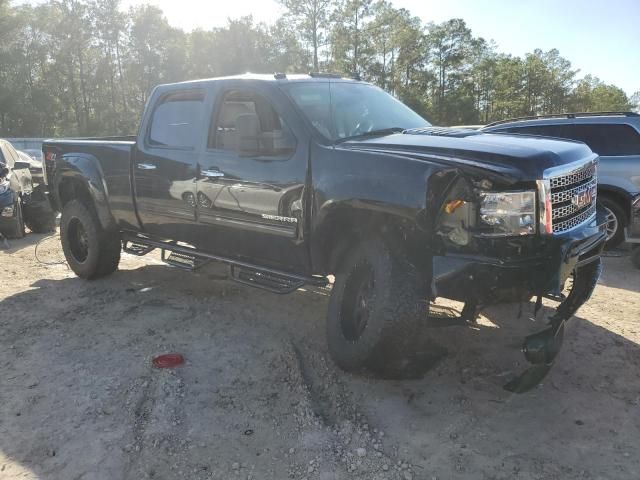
[58,177,93,207]
[598,188,630,223]
[316,209,429,275]
[57,177,99,221]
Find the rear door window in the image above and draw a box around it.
[148,90,205,149]
[572,124,640,156]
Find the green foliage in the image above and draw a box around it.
[0,1,633,135]
[631,91,640,113]
[571,75,632,112]
[277,0,333,71]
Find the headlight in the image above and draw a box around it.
[478,191,536,236]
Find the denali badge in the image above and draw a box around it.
[261,214,298,223]
[571,185,596,209]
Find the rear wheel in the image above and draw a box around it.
[60,200,121,279]
[599,197,626,250]
[326,238,424,374]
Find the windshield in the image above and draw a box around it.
[285,82,430,142]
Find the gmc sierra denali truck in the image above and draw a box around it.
[43,74,607,392]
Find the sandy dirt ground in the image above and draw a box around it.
[1,232,639,480]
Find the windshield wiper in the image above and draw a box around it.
[336,127,406,143]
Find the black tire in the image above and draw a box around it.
[632,246,640,270]
[326,238,425,374]
[23,186,57,233]
[599,196,626,250]
[60,200,121,279]
[5,198,26,239]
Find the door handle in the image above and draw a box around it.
[201,169,225,178]
[137,163,157,170]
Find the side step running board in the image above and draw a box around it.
[161,249,211,271]
[229,265,305,294]
[120,233,328,293]
[122,240,155,256]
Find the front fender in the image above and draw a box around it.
[54,154,115,230]
[599,177,639,198]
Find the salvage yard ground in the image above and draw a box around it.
[1,233,639,480]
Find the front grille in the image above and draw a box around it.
[549,162,596,188]
[548,161,597,234]
[553,203,597,232]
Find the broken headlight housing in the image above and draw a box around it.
[478,191,536,236]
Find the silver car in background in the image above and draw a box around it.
[482,112,640,249]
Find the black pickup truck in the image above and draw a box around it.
[43,74,607,392]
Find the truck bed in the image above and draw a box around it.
[43,138,139,230]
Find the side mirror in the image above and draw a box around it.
[14,161,31,170]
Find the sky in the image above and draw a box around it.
[19,0,640,96]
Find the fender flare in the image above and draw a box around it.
[54,153,116,230]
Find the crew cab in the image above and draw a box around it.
[43,74,607,392]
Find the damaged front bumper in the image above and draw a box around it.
[432,207,607,392]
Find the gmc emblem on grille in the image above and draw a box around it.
[571,185,596,209]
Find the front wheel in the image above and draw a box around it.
[60,200,121,279]
[326,238,425,374]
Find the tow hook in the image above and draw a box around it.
[504,258,602,393]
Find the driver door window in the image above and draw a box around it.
[209,90,296,159]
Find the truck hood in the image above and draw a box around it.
[340,127,596,183]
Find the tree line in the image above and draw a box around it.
[0,0,637,137]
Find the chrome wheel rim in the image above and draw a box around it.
[603,206,618,241]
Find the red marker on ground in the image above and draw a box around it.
[152,353,184,368]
